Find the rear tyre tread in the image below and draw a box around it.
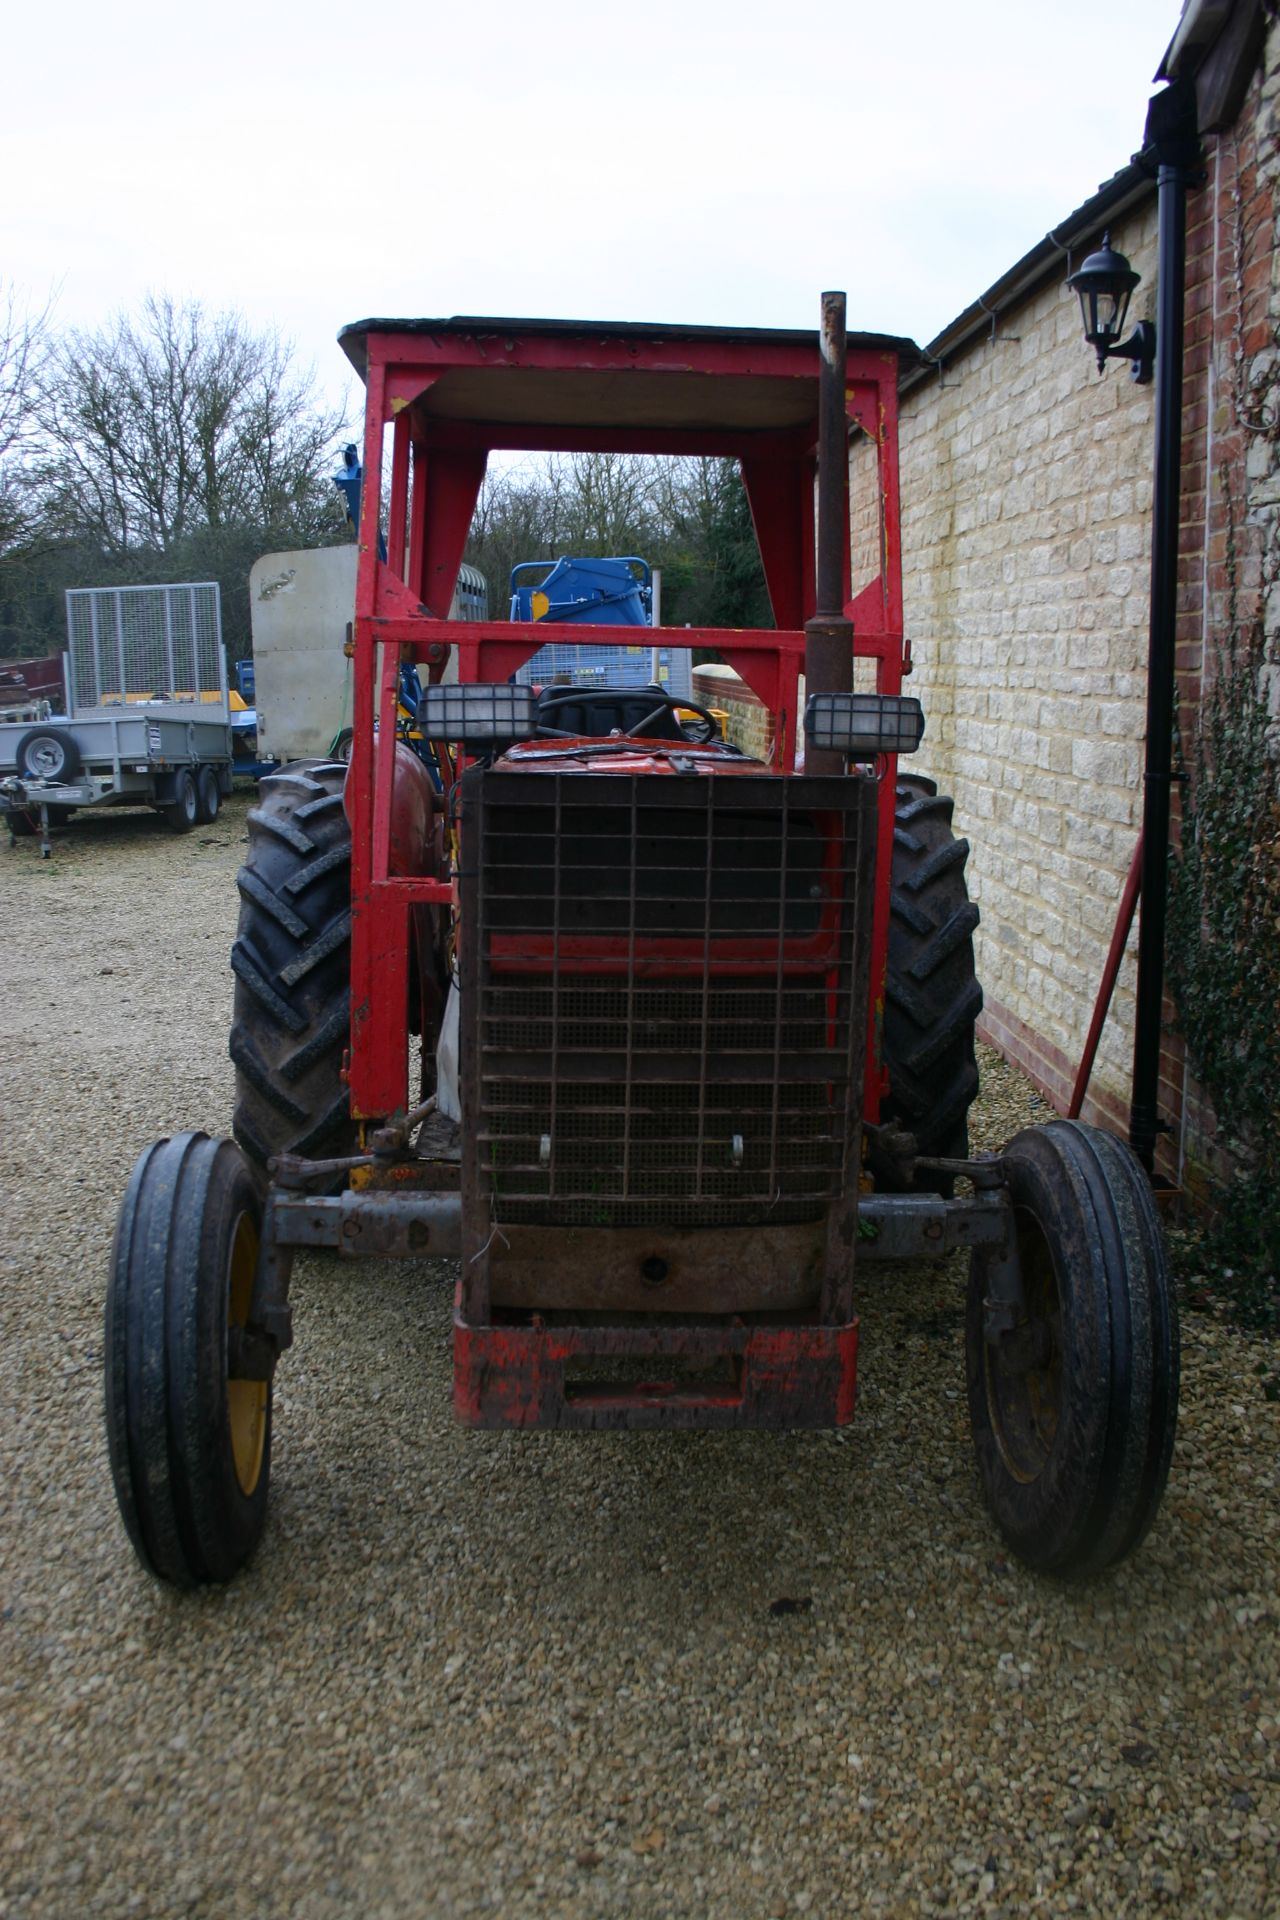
[896,792,955,828]
[283,845,350,896]
[295,793,346,824]
[879,773,983,1188]
[888,1058,981,1149]
[900,836,971,894]
[907,903,981,979]
[277,913,352,986]
[229,1028,309,1123]
[279,998,351,1083]
[260,772,327,795]
[246,808,316,856]
[230,761,355,1179]
[230,942,308,1033]
[236,866,309,939]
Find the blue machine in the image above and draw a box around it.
[510,556,692,697]
[334,444,388,563]
[509,556,651,626]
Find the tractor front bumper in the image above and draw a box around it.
[453,1312,859,1431]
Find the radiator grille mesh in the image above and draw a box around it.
[461,770,873,1231]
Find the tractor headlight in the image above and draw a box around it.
[804,693,925,758]
[418,684,538,746]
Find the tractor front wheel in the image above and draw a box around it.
[966,1119,1178,1577]
[105,1133,272,1586]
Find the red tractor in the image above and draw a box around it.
[105,299,1177,1587]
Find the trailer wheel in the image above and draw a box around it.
[104,1133,272,1586]
[195,767,221,824]
[230,760,356,1178]
[877,773,983,1191]
[966,1120,1178,1578]
[163,769,199,833]
[15,725,81,782]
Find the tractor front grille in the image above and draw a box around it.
[459,769,876,1231]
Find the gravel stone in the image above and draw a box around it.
[1,798,1277,1918]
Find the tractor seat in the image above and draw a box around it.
[535,683,685,741]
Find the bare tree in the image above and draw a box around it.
[0,283,52,551]
[465,451,768,631]
[35,296,346,553]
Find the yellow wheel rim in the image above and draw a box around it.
[226,1210,268,1496]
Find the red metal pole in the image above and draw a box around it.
[1068,834,1143,1120]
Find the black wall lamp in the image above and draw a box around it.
[1068,232,1157,383]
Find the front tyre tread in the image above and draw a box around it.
[966,1119,1179,1578]
[105,1133,272,1586]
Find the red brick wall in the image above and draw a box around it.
[1168,36,1278,1196]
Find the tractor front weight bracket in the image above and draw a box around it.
[240,1162,1027,1399]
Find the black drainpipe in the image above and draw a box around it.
[805,291,854,777]
[1129,78,1200,1175]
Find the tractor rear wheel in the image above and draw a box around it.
[966,1120,1178,1577]
[105,1132,272,1585]
[230,761,356,1179]
[879,773,982,1187]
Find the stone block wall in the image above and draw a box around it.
[897,198,1160,1143]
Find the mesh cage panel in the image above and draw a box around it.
[462,770,874,1232]
[65,584,224,712]
[514,644,693,697]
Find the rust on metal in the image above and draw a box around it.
[487,1222,826,1313]
[272,1190,462,1258]
[453,1314,860,1431]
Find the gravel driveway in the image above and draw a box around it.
[1,795,1276,1920]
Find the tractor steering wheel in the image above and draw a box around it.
[623,692,721,745]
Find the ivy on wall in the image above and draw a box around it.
[1167,468,1280,1326]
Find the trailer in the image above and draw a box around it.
[1,583,234,854]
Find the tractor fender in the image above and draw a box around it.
[346,739,438,878]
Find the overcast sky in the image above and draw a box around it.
[5,0,1183,427]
